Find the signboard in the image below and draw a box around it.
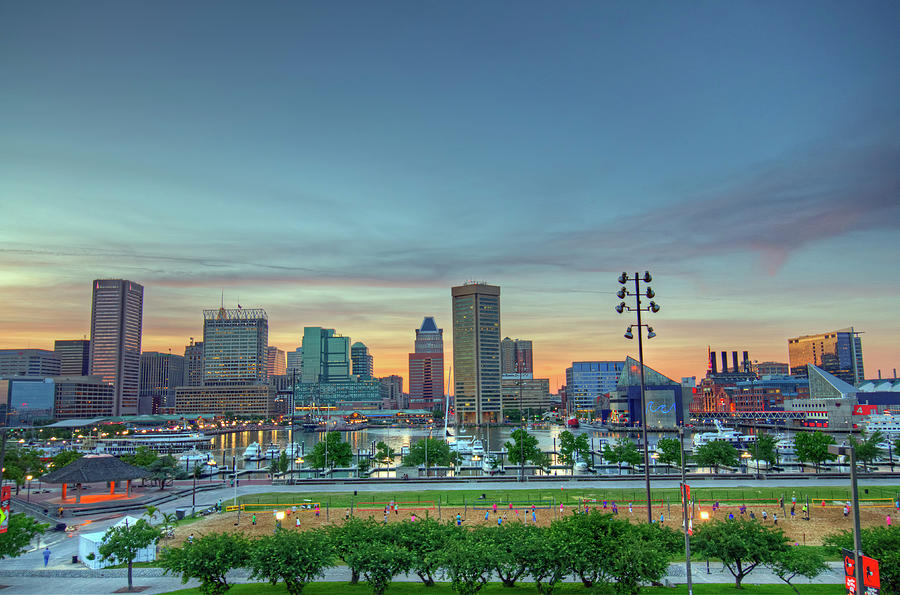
[862,555,880,595]
[844,549,858,595]
[0,485,10,534]
[853,405,878,416]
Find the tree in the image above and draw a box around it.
[160,512,177,539]
[344,541,411,595]
[307,432,352,469]
[374,442,395,467]
[504,428,549,471]
[850,431,884,472]
[0,513,48,560]
[525,525,569,595]
[144,505,159,522]
[51,450,83,469]
[558,431,590,468]
[691,518,788,588]
[402,437,454,468]
[693,441,739,474]
[767,545,828,595]
[479,523,538,588]
[824,526,900,594]
[122,446,159,468]
[161,532,251,595]
[655,437,683,471]
[437,528,494,595]
[505,409,522,423]
[148,455,180,489]
[393,517,453,586]
[98,518,161,591]
[602,439,642,474]
[748,433,778,470]
[553,510,629,588]
[329,517,381,584]
[605,523,680,595]
[269,452,289,476]
[794,431,836,472]
[2,448,46,494]
[248,528,333,595]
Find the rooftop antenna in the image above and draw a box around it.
[221,289,224,308]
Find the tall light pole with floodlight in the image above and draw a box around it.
[616,271,660,524]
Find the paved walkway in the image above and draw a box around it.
[0,561,844,594]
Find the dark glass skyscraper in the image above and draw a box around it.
[452,283,501,425]
[788,327,864,385]
[89,279,143,415]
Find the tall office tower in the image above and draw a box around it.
[286,347,302,376]
[351,342,374,378]
[788,327,865,385]
[184,340,204,386]
[266,346,287,378]
[451,282,501,425]
[300,327,350,383]
[565,361,625,412]
[0,349,61,377]
[501,337,533,377]
[409,317,444,410]
[202,308,268,386]
[89,279,143,416]
[54,340,90,376]
[378,375,404,408]
[139,352,185,413]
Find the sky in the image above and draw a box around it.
[1,1,899,389]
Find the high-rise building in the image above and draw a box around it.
[286,347,303,376]
[788,327,864,385]
[89,279,143,416]
[202,308,268,386]
[409,316,444,411]
[378,375,405,408]
[501,377,551,413]
[451,282,501,425]
[501,338,533,377]
[351,342,374,378]
[0,349,61,377]
[184,340,204,386]
[565,361,624,412]
[139,352,185,414]
[0,377,55,425]
[266,346,287,378]
[54,340,90,376]
[53,375,116,419]
[301,327,350,383]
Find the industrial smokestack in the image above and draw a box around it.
[711,354,718,374]
[878,370,882,380]
[894,368,897,379]
[732,351,739,373]
[743,351,750,372]
[721,352,728,374]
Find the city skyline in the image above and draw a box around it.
[2,2,899,387]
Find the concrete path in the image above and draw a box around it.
[0,561,844,594]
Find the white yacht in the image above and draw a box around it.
[449,436,475,455]
[470,439,486,459]
[573,454,589,474]
[86,431,211,456]
[692,420,749,448]
[775,437,796,456]
[178,450,212,471]
[482,456,501,474]
[243,442,263,460]
[284,443,302,459]
[264,443,281,460]
[865,414,900,439]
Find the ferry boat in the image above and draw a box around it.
[449,436,475,455]
[692,420,755,448]
[87,432,211,456]
[864,414,900,438]
[178,450,213,471]
[243,442,264,460]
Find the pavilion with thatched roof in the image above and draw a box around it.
[41,454,149,503]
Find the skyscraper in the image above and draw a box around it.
[301,327,350,383]
[89,279,143,415]
[139,352,185,413]
[202,308,268,386]
[565,361,624,412]
[351,342,374,378]
[788,327,865,385]
[286,347,303,376]
[501,337,533,377]
[0,349,61,377]
[451,283,501,425]
[266,346,287,378]
[183,340,204,386]
[54,340,90,376]
[409,316,444,410]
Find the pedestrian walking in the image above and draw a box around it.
[659,513,664,524]
[886,515,892,527]
[188,533,194,545]
[498,516,503,526]
[802,504,808,520]
[750,511,756,520]
[790,505,795,520]
[42,547,50,567]
[773,513,778,526]
[532,510,537,523]
[411,513,416,522]
[315,505,320,518]
[493,503,497,513]
[509,502,513,510]
[822,500,826,508]
[843,505,849,517]
[612,503,618,515]
[629,502,633,514]
[57,506,64,518]
[252,514,257,525]
[394,503,399,515]
[762,510,768,521]
[485,510,490,521]
[384,511,389,523]
[603,500,608,509]
[345,508,350,520]
[296,517,301,529]
[456,513,462,526]
[559,503,564,513]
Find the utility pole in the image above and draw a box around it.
[679,427,693,595]
[290,369,296,485]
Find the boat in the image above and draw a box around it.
[482,456,501,474]
[87,431,211,456]
[775,437,796,456]
[264,443,281,459]
[243,442,264,460]
[178,449,212,471]
[692,420,751,448]
[471,439,486,459]
[449,436,475,455]
[573,453,589,474]
[864,414,900,438]
[284,443,303,459]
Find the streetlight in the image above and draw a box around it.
[678,427,693,595]
[741,451,752,474]
[616,270,660,524]
[828,443,864,594]
[26,474,33,501]
[207,460,216,483]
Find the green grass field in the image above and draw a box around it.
[236,484,900,509]
[164,582,844,594]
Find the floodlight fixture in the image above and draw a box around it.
[650,301,660,313]
[647,327,656,339]
[643,271,652,283]
[624,327,634,340]
[646,287,655,299]
[618,272,628,284]
[616,302,626,314]
[617,287,627,299]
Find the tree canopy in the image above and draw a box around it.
[374,441,395,467]
[748,433,778,468]
[767,545,828,595]
[247,528,333,595]
[505,429,549,471]
[557,431,590,468]
[825,526,900,594]
[693,441,739,474]
[692,518,788,588]
[98,518,161,591]
[602,438,642,473]
[655,437,683,470]
[794,431,836,472]
[850,431,884,471]
[307,432,352,469]
[402,437,454,468]
[0,513,48,560]
[161,532,251,595]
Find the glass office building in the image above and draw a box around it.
[452,283,501,425]
[565,361,624,411]
[203,308,268,386]
[788,327,864,385]
[89,279,143,415]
